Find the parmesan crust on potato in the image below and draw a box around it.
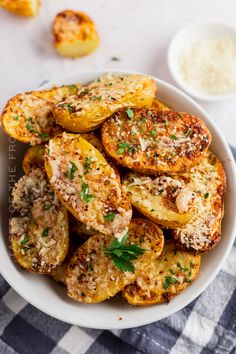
[123,241,201,305]
[10,168,69,274]
[44,133,132,236]
[66,219,164,303]
[53,10,99,58]
[53,74,156,133]
[101,108,212,174]
[171,151,226,253]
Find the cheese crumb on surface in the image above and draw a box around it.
[179,36,236,96]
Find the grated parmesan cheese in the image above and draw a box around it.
[179,36,236,96]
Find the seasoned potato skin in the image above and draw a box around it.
[123,173,194,228]
[66,219,164,303]
[123,241,201,305]
[53,74,156,133]
[101,108,212,174]
[171,151,226,253]
[1,93,62,145]
[44,133,132,236]
[0,0,41,16]
[53,10,99,58]
[22,145,45,174]
[10,168,69,274]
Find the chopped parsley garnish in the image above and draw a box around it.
[117,142,135,155]
[95,95,102,101]
[204,192,209,199]
[44,202,52,210]
[66,103,75,113]
[163,276,177,289]
[169,269,175,274]
[111,56,120,61]
[26,118,37,134]
[103,234,146,272]
[83,157,92,175]
[138,117,146,126]
[20,236,29,245]
[170,134,178,140]
[186,279,192,283]
[150,208,155,212]
[68,84,78,92]
[80,181,94,203]
[126,108,134,119]
[64,161,78,180]
[42,228,49,237]
[104,212,117,221]
[149,129,157,137]
[39,132,49,139]
[13,115,19,121]
[185,129,192,137]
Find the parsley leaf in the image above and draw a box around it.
[126,109,134,119]
[163,276,177,289]
[13,115,19,121]
[66,103,75,113]
[44,202,52,210]
[20,236,29,245]
[117,142,135,155]
[111,56,120,61]
[170,134,178,140]
[103,235,146,273]
[83,157,92,175]
[185,129,192,137]
[149,129,156,137]
[39,132,49,139]
[80,181,94,203]
[42,228,49,237]
[64,161,78,180]
[104,212,116,221]
[204,192,209,199]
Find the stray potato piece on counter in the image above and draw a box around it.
[66,219,164,303]
[101,108,212,175]
[123,173,195,228]
[171,151,226,253]
[52,10,99,58]
[122,241,201,306]
[0,0,41,17]
[22,144,45,174]
[10,168,69,274]
[53,74,156,133]
[44,133,132,236]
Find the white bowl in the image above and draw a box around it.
[168,22,236,101]
[1,70,236,329]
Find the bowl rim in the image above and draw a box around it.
[167,21,236,102]
[1,69,236,329]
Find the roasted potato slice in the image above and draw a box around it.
[101,108,211,174]
[69,214,96,238]
[44,133,132,236]
[123,173,195,228]
[152,99,171,111]
[22,145,45,174]
[1,93,62,145]
[0,0,41,16]
[66,219,164,303]
[122,241,201,305]
[32,84,82,104]
[52,10,99,58]
[171,151,226,253]
[53,74,156,133]
[10,168,69,274]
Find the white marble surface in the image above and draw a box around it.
[0,0,235,145]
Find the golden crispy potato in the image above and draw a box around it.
[22,145,45,174]
[66,219,164,303]
[1,93,62,145]
[171,151,226,253]
[10,168,69,274]
[53,10,99,58]
[152,99,171,111]
[123,173,195,228]
[44,133,132,236]
[32,84,82,104]
[101,108,212,174]
[69,214,96,238]
[123,241,201,305]
[53,74,156,133]
[0,0,41,16]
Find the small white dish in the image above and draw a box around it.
[0,70,236,329]
[168,22,236,101]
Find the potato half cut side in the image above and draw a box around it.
[1,93,62,145]
[101,108,212,174]
[22,144,45,174]
[123,173,195,228]
[66,219,164,303]
[10,168,69,274]
[53,74,156,133]
[171,151,226,253]
[122,241,201,305]
[44,133,132,236]
[52,10,99,58]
